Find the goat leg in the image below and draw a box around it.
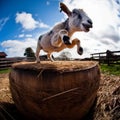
[63,36,71,45]
[47,53,55,62]
[59,29,71,45]
[35,44,41,63]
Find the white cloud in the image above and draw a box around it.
[1,35,48,57]
[18,34,32,38]
[18,34,25,38]
[15,12,49,30]
[0,17,9,31]
[62,0,120,58]
[25,34,32,38]
[1,38,37,57]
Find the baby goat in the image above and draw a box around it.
[36,2,93,62]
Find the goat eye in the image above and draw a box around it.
[72,11,77,16]
[78,14,82,19]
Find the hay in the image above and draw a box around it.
[94,74,120,120]
[12,61,98,73]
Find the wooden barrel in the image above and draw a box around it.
[9,61,100,120]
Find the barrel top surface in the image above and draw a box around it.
[12,61,98,73]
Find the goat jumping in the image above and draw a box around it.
[36,2,93,63]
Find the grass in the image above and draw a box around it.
[0,69,11,74]
[0,64,120,75]
[100,64,120,75]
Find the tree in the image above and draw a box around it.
[24,47,35,58]
[59,51,72,60]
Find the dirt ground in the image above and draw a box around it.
[0,73,12,103]
[0,72,120,120]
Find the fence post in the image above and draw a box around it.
[106,51,110,66]
[99,53,101,64]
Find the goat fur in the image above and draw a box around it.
[36,2,93,62]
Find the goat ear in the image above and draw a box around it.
[60,2,71,16]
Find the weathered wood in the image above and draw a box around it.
[0,57,24,70]
[9,61,100,120]
[91,50,120,65]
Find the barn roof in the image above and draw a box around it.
[0,52,7,57]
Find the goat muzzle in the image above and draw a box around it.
[82,23,92,32]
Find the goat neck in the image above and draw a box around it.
[63,19,78,37]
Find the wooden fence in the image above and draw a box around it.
[0,57,25,70]
[0,56,47,70]
[91,50,120,65]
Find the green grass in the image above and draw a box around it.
[0,69,11,74]
[0,64,120,76]
[100,64,120,75]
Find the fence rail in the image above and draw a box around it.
[91,50,120,65]
[0,57,36,70]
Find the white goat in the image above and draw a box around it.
[36,2,93,63]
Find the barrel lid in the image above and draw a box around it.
[12,61,98,73]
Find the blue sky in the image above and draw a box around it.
[0,0,120,58]
[0,0,63,54]
[0,0,62,43]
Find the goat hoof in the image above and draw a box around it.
[63,36,71,45]
[50,55,55,62]
[36,61,40,63]
[78,47,83,55]
[36,59,40,63]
